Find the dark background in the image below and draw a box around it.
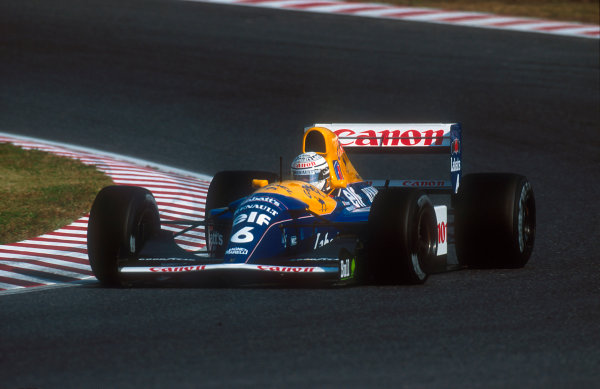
[1,0,599,387]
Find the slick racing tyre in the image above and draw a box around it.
[368,188,438,285]
[205,171,279,257]
[87,186,161,286]
[205,170,280,212]
[455,173,536,268]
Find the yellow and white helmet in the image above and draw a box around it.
[291,152,331,192]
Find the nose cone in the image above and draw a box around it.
[224,194,287,263]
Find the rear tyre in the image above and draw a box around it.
[87,186,160,286]
[368,188,438,285]
[455,173,536,268]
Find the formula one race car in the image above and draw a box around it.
[87,124,536,286]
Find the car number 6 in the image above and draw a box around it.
[230,226,255,243]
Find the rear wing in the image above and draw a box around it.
[312,123,462,194]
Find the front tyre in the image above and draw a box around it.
[455,173,536,268]
[205,170,280,212]
[368,188,438,285]
[205,170,279,258]
[87,186,160,286]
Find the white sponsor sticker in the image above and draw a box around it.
[434,206,447,256]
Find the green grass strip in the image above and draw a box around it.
[0,143,113,244]
[353,0,599,24]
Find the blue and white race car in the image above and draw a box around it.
[87,124,536,286]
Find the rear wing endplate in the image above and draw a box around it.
[313,123,462,194]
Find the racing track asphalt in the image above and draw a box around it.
[1,0,599,387]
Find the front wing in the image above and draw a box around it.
[117,260,358,285]
[120,262,337,276]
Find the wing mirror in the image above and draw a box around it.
[252,179,269,188]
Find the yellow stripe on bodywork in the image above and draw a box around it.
[255,181,338,216]
[303,126,362,191]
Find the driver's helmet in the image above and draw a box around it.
[291,152,331,192]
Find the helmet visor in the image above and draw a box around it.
[292,170,322,184]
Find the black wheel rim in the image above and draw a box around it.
[518,183,535,253]
[413,208,436,280]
